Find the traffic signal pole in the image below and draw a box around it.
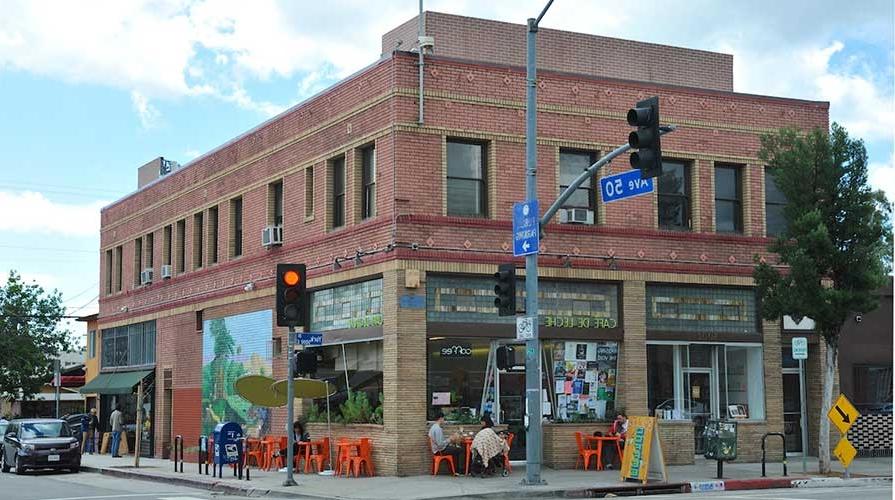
[283,325,297,487]
[523,0,552,486]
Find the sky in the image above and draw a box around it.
[0,0,892,346]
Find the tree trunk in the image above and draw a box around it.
[818,339,838,474]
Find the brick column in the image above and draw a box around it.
[381,268,428,475]
[621,280,648,416]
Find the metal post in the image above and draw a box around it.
[283,325,297,486]
[799,358,808,473]
[523,0,553,486]
[135,379,143,468]
[54,358,61,418]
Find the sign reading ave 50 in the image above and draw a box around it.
[600,169,654,203]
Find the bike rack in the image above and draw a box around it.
[198,435,209,475]
[761,433,787,477]
[173,435,184,473]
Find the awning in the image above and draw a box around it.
[79,370,152,395]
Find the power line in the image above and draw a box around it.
[63,283,100,304]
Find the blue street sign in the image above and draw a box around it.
[513,200,540,257]
[599,169,654,203]
[295,332,323,346]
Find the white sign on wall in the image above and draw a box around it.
[792,337,808,360]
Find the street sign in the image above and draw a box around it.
[833,437,857,468]
[600,169,654,203]
[513,201,540,257]
[791,337,808,360]
[516,316,535,340]
[296,332,323,346]
[827,393,860,435]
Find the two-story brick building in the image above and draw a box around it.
[89,12,831,474]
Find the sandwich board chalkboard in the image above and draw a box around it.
[620,416,668,484]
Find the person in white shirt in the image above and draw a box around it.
[428,411,464,474]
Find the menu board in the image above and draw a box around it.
[550,341,618,421]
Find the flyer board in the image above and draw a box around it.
[620,416,668,484]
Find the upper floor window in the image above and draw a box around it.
[163,225,172,267]
[133,237,143,286]
[331,156,346,228]
[447,140,487,217]
[175,219,186,273]
[104,249,113,295]
[765,168,787,237]
[658,161,690,230]
[361,146,376,219]
[269,180,284,226]
[715,165,743,233]
[101,321,156,368]
[230,197,243,257]
[208,206,219,265]
[559,150,596,212]
[145,232,154,271]
[114,245,123,292]
[305,166,315,219]
[87,330,96,359]
[193,212,204,270]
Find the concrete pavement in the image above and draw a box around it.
[75,453,892,500]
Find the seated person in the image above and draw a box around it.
[601,411,627,469]
[429,410,465,474]
[276,421,310,469]
[471,415,509,477]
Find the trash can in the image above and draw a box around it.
[704,419,737,461]
[212,422,244,466]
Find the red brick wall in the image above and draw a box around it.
[383,11,734,91]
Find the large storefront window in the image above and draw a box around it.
[102,320,156,368]
[307,279,384,421]
[427,276,619,327]
[545,340,619,422]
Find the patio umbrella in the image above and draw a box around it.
[271,378,338,474]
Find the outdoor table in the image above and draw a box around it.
[585,435,622,471]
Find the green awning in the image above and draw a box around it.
[79,369,152,395]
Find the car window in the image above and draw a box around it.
[19,422,70,439]
[0,423,7,435]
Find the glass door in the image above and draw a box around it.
[492,341,527,461]
[782,371,803,453]
[685,369,714,454]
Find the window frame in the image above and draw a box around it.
[559,149,598,212]
[207,206,219,265]
[446,139,488,217]
[764,168,787,237]
[133,237,143,286]
[657,160,691,231]
[175,219,186,273]
[193,211,204,270]
[230,197,243,258]
[361,145,376,220]
[305,166,315,219]
[331,156,346,229]
[714,164,743,233]
[269,180,284,227]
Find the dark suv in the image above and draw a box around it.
[1,419,80,474]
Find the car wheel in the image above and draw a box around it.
[0,452,9,473]
[14,455,25,475]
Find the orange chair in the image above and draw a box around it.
[350,438,374,477]
[335,438,355,477]
[502,433,515,474]
[260,436,279,470]
[305,438,330,473]
[244,438,264,468]
[429,437,456,476]
[575,432,600,471]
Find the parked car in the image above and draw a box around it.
[1,419,80,474]
[61,413,88,436]
[0,420,7,438]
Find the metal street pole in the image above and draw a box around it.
[523,0,552,486]
[283,326,297,486]
[135,379,143,468]
[54,358,61,418]
[799,358,808,473]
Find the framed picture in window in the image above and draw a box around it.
[728,404,748,419]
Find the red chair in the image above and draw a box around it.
[305,438,330,473]
[502,433,515,474]
[350,438,374,477]
[244,438,264,468]
[335,438,355,477]
[575,432,600,471]
[429,437,456,476]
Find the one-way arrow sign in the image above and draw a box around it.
[513,201,539,257]
[827,393,860,435]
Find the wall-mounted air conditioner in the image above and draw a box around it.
[140,268,153,285]
[160,264,173,279]
[559,208,594,224]
[262,225,284,247]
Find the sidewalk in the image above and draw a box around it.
[79,454,892,499]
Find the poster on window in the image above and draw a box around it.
[550,341,618,421]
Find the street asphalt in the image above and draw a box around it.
[0,469,252,500]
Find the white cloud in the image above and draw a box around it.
[0,191,107,237]
[184,149,201,159]
[130,90,160,128]
[869,150,895,201]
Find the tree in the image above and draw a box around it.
[0,271,71,402]
[754,123,893,473]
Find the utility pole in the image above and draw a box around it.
[522,0,553,486]
[54,358,61,418]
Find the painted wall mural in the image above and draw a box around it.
[202,310,272,437]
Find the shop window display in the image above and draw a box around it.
[544,341,619,422]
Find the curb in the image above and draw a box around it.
[80,465,325,499]
[792,476,893,488]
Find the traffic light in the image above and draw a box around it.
[276,263,307,327]
[627,96,662,179]
[294,350,318,376]
[493,263,516,317]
